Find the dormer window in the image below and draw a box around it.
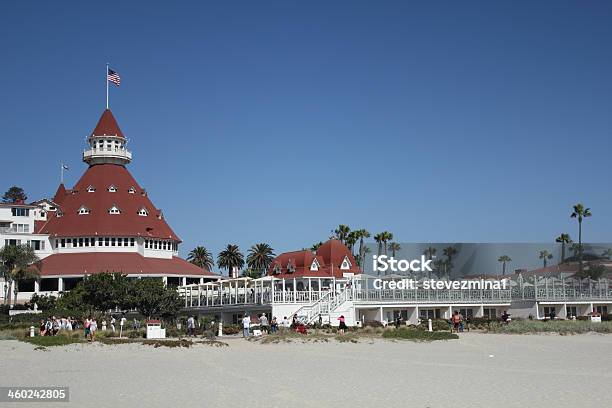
[273,264,281,274]
[108,185,117,193]
[340,255,352,270]
[56,211,64,218]
[310,258,320,271]
[87,185,96,193]
[128,186,136,194]
[78,206,90,215]
[287,261,296,273]
[108,205,121,215]
[137,207,148,217]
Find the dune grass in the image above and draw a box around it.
[382,327,458,341]
[488,320,612,334]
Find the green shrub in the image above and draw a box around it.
[488,320,612,334]
[22,334,84,347]
[382,327,458,341]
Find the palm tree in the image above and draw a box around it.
[424,246,437,261]
[443,246,458,277]
[0,244,40,305]
[498,255,511,276]
[539,250,553,268]
[333,225,351,244]
[187,246,215,271]
[388,242,401,258]
[311,242,323,251]
[381,231,393,256]
[571,203,592,268]
[217,244,245,278]
[246,243,275,274]
[374,233,383,256]
[555,233,572,264]
[346,231,359,255]
[354,229,370,268]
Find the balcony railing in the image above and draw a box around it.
[83,148,132,160]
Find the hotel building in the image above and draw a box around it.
[1,109,218,303]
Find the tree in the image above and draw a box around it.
[187,246,215,271]
[539,250,553,268]
[217,244,245,277]
[388,242,401,258]
[574,263,606,280]
[333,225,351,244]
[130,278,182,319]
[311,242,323,251]
[555,233,572,264]
[81,273,132,312]
[443,246,458,278]
[498,255,512,276]
[246,243,275,274]
[0,244,40,305]
[2,186,27,203]
[26,293,57,311]
[374,233,383,256]
[424,246,437,261]
[353,229,370,269]
[571,203,592,268]
[380,231,393,255]
[346,231,359,255]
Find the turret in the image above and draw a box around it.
[83,109,132,166]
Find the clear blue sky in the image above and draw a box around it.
[1,1,611,259]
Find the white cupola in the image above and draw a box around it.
[83,109,132,166]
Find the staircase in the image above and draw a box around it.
[294,285,351,325]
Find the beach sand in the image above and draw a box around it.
[1,333,610,408]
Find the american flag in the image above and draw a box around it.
[107,68,121,86]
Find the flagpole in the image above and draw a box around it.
[60,163,64,184]
[106,63,109,110]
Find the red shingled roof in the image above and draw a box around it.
[268,239,360,278]
[92,109,124,138]
[37,252,215,276]
[39,164,180,241]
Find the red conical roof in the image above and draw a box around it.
[40,164,179,241]
[92,109,124,138]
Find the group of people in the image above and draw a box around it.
[38,315,132,341]
[39,316,78,336]
[241,313,305,337]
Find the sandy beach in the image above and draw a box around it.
[1,333,611,408]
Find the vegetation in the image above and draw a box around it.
[555,233,572,263]
[2,186,27,203]
[187,246,215,271]
[0,244,40,305]
[333,224,351,244]
[382,327,458,341]
[498,255,511,276]
[217,244,245,276]
[246,243,275,274]
[570,203,592,268]
[574,263,606,280]
[388,242,401,258]
[130,278,182,319]
[538,250,553,268]
[488,320,612,334]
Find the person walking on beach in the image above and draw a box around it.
[242,314,251,337]
[271,317,278,333]
[89,318,98,342]
[84,317,91,339]
[338,315,347,334]
[110,316,116,333]
[187,316,195,337]
[451,311,462,333]
[259,314,269,334]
